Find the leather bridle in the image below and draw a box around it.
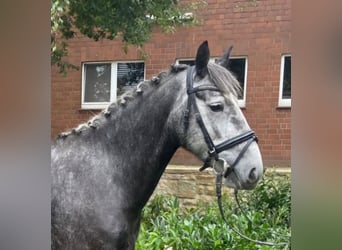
[184,66,258,176]
[184,66,288,247]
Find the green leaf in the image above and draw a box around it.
[51,0,203,75]
[137,172,291,249]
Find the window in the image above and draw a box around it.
[82,61,145,109]
[226,57,247,107]
[177,57,248,107]
[278,55,291,107]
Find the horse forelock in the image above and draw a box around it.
[207,62,242,100]
[169,62,241,99]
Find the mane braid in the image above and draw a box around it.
[56,66,186,140]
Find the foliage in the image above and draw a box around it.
[51,0,204,75]
[136,170,290,249]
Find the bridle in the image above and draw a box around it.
[184,66,258,175]
[184,66,288,247]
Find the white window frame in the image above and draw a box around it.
[81,61,145,110]
[176,57,247,108]
[278,54,291,107]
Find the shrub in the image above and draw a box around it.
[136,169,290,250]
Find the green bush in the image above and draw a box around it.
[136,170,291,250]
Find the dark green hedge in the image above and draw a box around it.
[136,170,291,250]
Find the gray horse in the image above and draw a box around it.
[51,41,263,249]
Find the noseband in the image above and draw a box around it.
[184,66,258,176]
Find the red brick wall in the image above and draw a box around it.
[51,0,291,167]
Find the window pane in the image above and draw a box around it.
[117,62,144,96]
[84,64,111,102]
[227,58,246,100]
[282,56,291,99]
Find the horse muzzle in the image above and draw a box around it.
[213,158,262,190]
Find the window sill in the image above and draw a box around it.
[276,105,291,109]
[238,100,246,109]
[278,99,291,108]
[81,103,109,110]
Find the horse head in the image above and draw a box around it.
[178,41,263,190]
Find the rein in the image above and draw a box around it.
[185,66,288,247]
[215,168,289,247]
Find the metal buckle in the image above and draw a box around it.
[208,147,217,158]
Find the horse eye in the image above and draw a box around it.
[209,102,224,112]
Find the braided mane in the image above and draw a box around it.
[56,62,240,140]
[56,64,189,139]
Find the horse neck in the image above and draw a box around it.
[99,81,184,207]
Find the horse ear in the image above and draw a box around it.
[215,46,233,69]
[195,40,210,78]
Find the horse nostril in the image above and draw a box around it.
[248,167,258,183]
